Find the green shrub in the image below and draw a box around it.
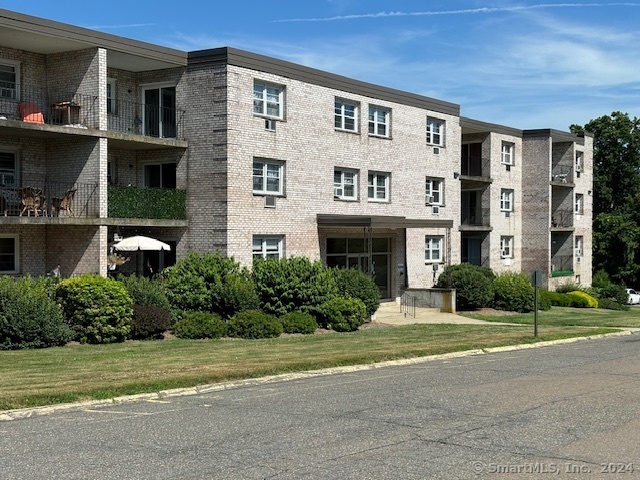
[227,310,282,339]
[591,270,612,289]
[597,297,630,311]
[435,264,495,310]
[568,290,598,308]
[316,297,367,332]
[117,275,171,310]
[590,283,628,305]
[160,252,255,318]
[56,275,133,344]
[333,267,380,317]
[545,291,575,307]
[0,276,73,349]
[130,305,172,340]
[536,290,552,311]
[279,311,318,334]
[173,311,226,339]
[555,281,584,294]
[252,257,339,316]
[493,272,535,313]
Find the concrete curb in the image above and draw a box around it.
[0,330,633,422]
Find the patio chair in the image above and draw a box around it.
[18,102,45,124]
[18,186,45,216]
[51,188,76,217]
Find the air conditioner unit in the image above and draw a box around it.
[265,119,276,131]
[576,256,582,263]
[334,187,343,198]
[503,257,511,266]
[505,211,511,218]
[506,164,511,172]
[432,146,440,155]
[432,205,440,214]
[264,196,276,208]
[425,195,434,205]
[575,164,582,172]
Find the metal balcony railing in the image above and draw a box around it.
[0,178,98,218]
[0,82,185,140]
[461,207,491,226]
[551,255,574,275]
[551,209,574,228]
[460,156,491,177]
[551,165,574,184]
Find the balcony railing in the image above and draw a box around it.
[0,82,185,140]
[551,255,574,276]
[551,209,574,228]
[461,156,491,177]
[108,185,186,220]
[461,207,491,227]
[0,178,98,218]
[551,165,574,184]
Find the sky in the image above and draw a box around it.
[3,1,640,131]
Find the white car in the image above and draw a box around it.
[627,288,640,305]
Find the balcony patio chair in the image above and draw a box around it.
[51,188,76,217]
[18,186,45,216]
[18,102,45,124]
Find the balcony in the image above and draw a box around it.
[461,207,491,229]
[108,185,186,222]
[551,255,574,277]
[0,179,98,219]
[460,156,491,179]
[0,83,185,140]
[551,209,574,229]
[551,165,574,185]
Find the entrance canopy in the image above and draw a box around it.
[317,214,453,229]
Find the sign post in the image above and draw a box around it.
[531,270,543,337]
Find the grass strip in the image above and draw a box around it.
[0,324,619,411]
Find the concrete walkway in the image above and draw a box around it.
[371,301,520,326]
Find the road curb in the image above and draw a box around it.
[0,330,633,422]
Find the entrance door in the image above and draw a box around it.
[143,86,176,138]
[462,237,482,266]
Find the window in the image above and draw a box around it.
[107,78,116,114]
[0,59,19,100]
[500,189,514,212]
[142,84,176,138]
[575,193,584,215]
[253,159,284,195]
[107,160,115,185]
[335,99,358,132]
[334,169,357,200]
[575,235,583,257]
[368,106,390,137]
[144,162,176,188]
[0,235,18,273]
[0,150,17,187]
[426,117,445,146]
[253,81,284,119]
[575,152,584,173]
[500,236,514,258]
[253,236,283,260]
[368,172,389,202]
[501,142,514,165]
[425,177,444,205]
[425,236,443,263]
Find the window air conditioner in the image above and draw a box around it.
[265,119,276,131]
[432,205,440,215]
[506,164,511,172]
[575,164,582,172]
[576,256,582,263]
[505,211,511,218]
[432,147,440,155]
[264,196,276,208]
[334,187,343,198]
[425,195,434,205]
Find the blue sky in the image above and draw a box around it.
[4,1,640,130]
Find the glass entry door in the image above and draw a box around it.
[143,86,176,138]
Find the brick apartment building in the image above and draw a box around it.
[0,9,592,299]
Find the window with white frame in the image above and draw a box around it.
[368,106,390,137]
[144,162,176,188]
[426,117,445,146]
[425,177,444,205]
[500,236,514,258]
[335,99,358,132]
[253,235,283,260]
[334,168,357,200]
[253,81,284,119]
[575,235,583,257]
[575,193,584,214]
[367,172,390,202]
[253,159,284,195]
[0,150,17,187]
[425,236,443,263]
[0,59,20,100]
[501,142,514,165]
[575,151,584,173]
[500,189,514,212]
[107,78,116,114]
[0,235,19,273]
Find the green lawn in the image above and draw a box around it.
[0,323,619,411]
[460,306,640,327]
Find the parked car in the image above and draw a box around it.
[627,288,640,305]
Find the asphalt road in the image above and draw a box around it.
[3,334,640,479]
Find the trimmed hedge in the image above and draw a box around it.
[568,290,598,308]
[279,311,318,334]
[0,276,73,349]
[173,311,226,339]
[130,305,172,340]
[333,267,380,317]
[227,310,282,339]
[436,264,495,310]
[493,272,534,313]
[108,185,186,220]
[316,296,367,332]
[56,275,133,344]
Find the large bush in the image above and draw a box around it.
[0,276,72,349]
[160,252,257,318]
[316,297,367,332]
[130,305,172,340]
[493,272,535,313]
[435,264,495,310]
[252,257,338,316]
[227,310,282,339]
[279,311,318,334]
[117,274,171,310]
[56,275,133,344]
[173,311,226,339]
[568,290,598,308]
[333,267,380,317]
